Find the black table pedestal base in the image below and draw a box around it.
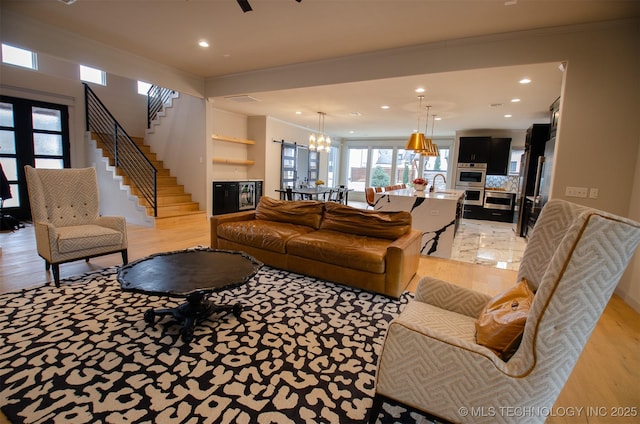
[144,291,242,343]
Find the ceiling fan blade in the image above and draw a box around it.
[237,0,252,13]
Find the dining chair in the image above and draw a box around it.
[365,187,376,208]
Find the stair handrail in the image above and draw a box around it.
[147,85,176,128]
[84,83,158,217]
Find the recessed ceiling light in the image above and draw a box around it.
[380,106,390,110]
[435,116,442,121]
[349,130,355,134]
[295,111,302,115]
[198,40,210,48]
[351,111,362,116]
[415,88,425,93]
[490,103,504,108]
[519,78,531,84]
[504,114,513,118]
[511,98,521,102]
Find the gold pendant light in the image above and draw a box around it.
[421,106,439,157]
[405,96,427,151]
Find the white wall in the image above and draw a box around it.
[615,145,640,311]
[146,93,207,210]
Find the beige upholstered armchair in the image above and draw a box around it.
[370,199,640,424]
[24,166,128,287]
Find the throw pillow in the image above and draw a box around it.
[475,278,534,360]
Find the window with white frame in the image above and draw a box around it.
[137,81,152,95]
[79,65,106,86]
[1,44,37,70]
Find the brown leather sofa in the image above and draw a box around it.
[210,197,422,298]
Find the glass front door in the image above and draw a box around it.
[0,96,70,220]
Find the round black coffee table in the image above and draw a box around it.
[118,248,262,343]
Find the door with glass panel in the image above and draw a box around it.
[0,96,70,220]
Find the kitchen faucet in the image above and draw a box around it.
[432,173,446,191]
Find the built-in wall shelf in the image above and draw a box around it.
[211,134,255,145]
[212,157,255,166]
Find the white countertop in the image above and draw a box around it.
[382,188,465,201]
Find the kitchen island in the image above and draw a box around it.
[373,188,465,258]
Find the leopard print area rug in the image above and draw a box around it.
[0,262,433,423]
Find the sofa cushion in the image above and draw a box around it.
[255,197,325,230]
[217,220,314,254]
[287,229,390,273]
[320,202,412,240]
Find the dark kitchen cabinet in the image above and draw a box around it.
[487,137,512,175]
[458,136,511,175]
[458,137,490,163]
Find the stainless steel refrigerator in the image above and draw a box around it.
[516,124,550,236]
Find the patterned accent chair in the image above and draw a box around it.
[24,166,128,287]
[370,199,640,424]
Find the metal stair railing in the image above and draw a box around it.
[84,83,158,217]
[147,85,176,129]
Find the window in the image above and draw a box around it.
[138,81,152,95]
[327,145,340,187]
[370,148,393,188]
[347,148,368,192]
[422,147,450,190]
[80,65,106,85]
[510,149,524,175]
[1,44,37,70]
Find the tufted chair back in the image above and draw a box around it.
[26,166,101,227]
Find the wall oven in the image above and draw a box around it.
[455,162,487,187]
[458,187,484,206]
[455,163,486,206]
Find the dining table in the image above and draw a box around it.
[275,186,352,203]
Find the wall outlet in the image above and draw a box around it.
[565,186,588,198]
[589,188,599,199]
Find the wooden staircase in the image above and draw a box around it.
[94,135,206,228]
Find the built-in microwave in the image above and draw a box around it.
[455,163,487,187]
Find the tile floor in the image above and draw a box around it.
[451,218,526,271]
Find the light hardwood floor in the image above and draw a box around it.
[1,218,638,423]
